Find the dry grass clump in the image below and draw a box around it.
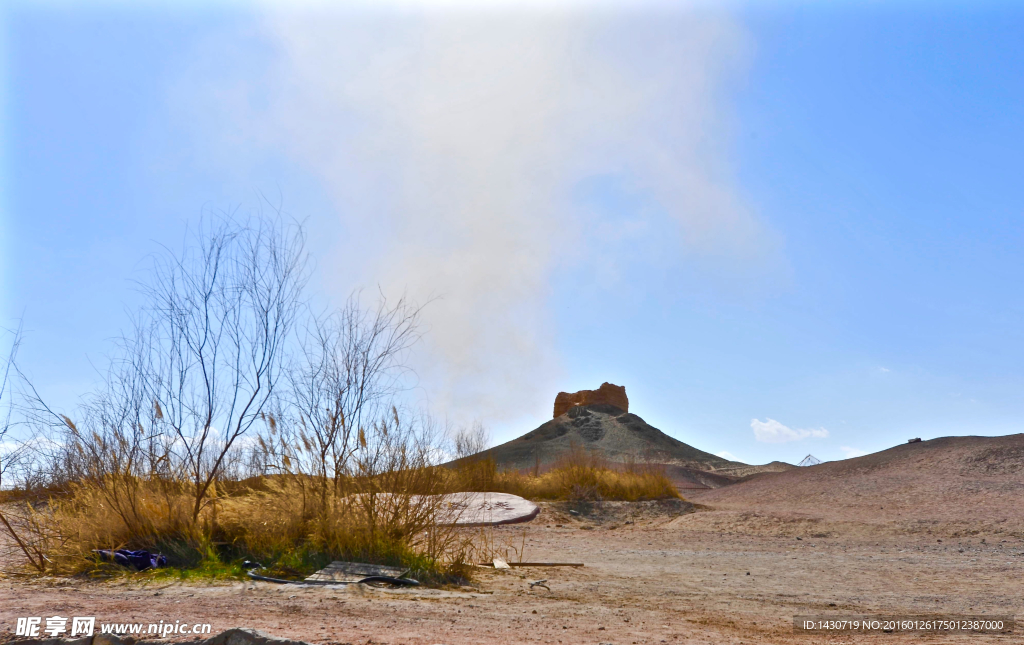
[8,469,474,583]
[447,444,680,502]
[4,444,676,579]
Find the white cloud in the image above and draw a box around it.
[0,440,20,458]
[750,418,828,443]
[879,367,890,373]
[716,450,738,461]
[840,446,867,459]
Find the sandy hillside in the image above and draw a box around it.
[688,433,1024,536]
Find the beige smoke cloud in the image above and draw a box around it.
[169,4,773,423]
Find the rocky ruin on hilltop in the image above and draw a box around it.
[553,382,629,418]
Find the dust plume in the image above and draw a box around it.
[168,3,770,423]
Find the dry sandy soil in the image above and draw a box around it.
[696,434,1024,536]
[2,435,1022,644]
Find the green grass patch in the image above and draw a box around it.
[70,539,464,586]
[139,558,246,582]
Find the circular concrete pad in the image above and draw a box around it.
[438,492,540,527]
[349,492,540,527]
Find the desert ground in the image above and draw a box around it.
[3,434,1022,644]
[2,501,1021,645]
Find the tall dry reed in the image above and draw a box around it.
[445,443,680,502]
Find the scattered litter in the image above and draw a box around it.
[93,549,167,571]
[492,557,511,570]
[529,579,550,591]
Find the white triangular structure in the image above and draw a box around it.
[797,454,821,467]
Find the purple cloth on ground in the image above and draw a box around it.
[93,549,167,570]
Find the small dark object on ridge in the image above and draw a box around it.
[93,549,167,571]
[908,438,922,443]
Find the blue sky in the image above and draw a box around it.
[2,1,1022,465]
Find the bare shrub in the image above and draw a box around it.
[260,294,474,578]
[219,412,470,580]
[0,325,21,493]
[142,214,307,524]
[451,422,490,460]
[0,325,50,573]
[285,294,421,522]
